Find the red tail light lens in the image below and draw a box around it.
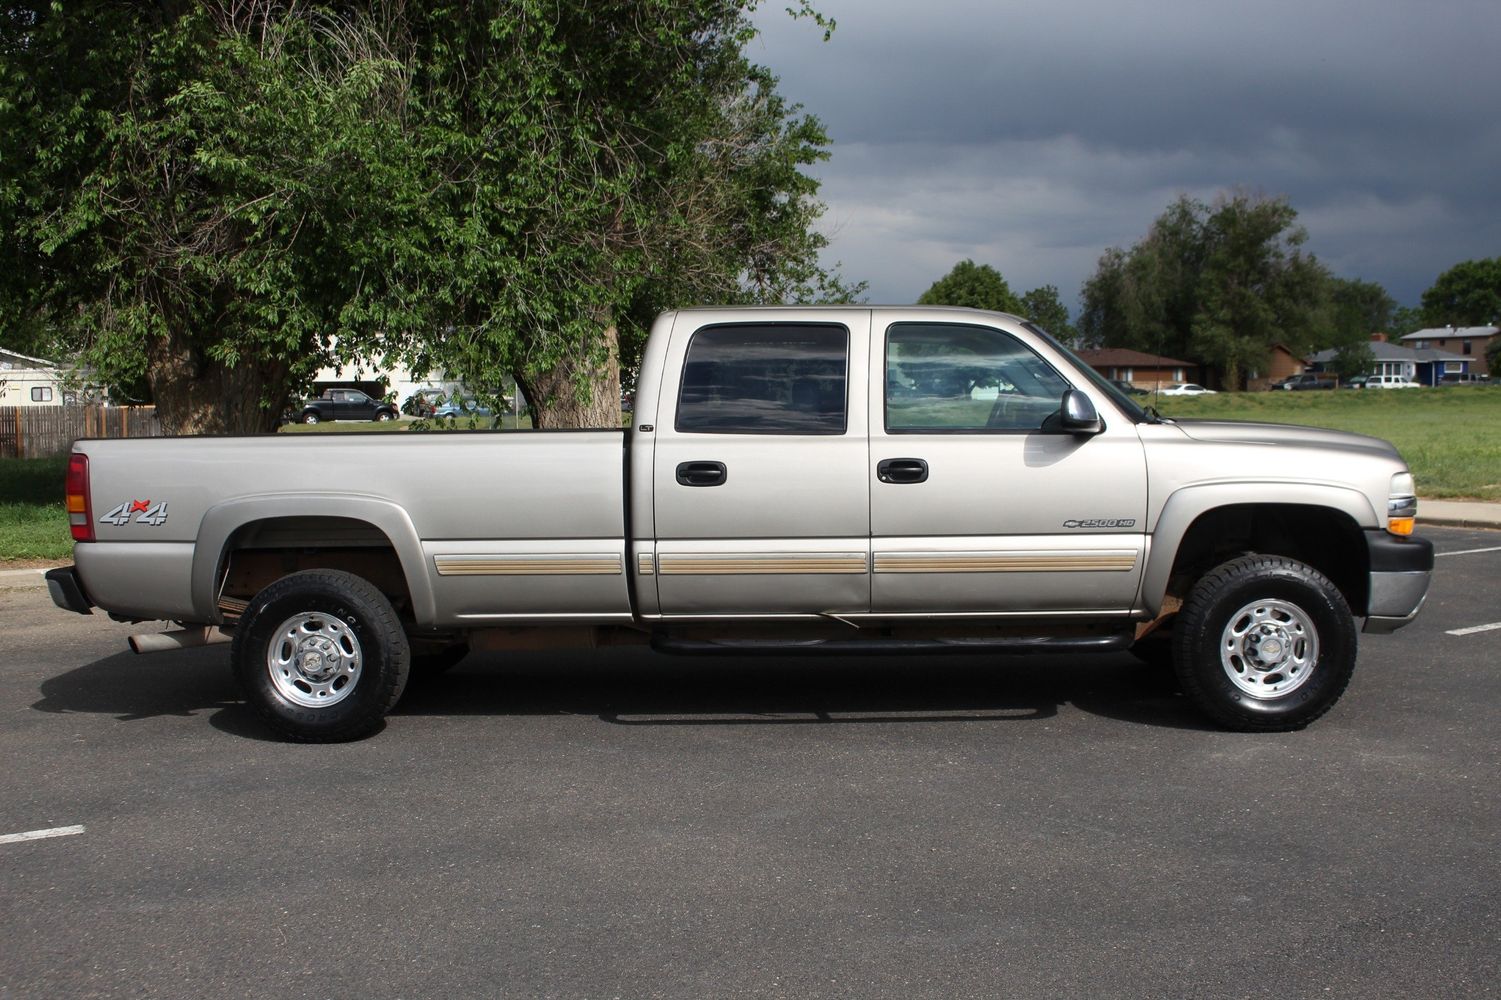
[65,453,93,542]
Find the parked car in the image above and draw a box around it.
[1159,383,1217,396]
[298,388,399,423]
[1110,379,1149,396]
[1271,373,1335,391]
[1437,373,1490,386]
[1367,375,1421,390]
[433,397,495,420]
[1342,375,1371,389]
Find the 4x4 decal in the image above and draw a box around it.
[99,499,169,527]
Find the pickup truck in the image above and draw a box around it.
[47,306,1434,741]
[296,388,399,424]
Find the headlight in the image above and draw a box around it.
[1387,472,1417,536]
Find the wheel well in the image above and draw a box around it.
[217,516,413,622]
[1165,504,1368,613]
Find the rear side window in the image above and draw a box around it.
[676,323,849,434]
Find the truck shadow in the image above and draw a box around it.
[30,646,1214,737]
[394,647,1211,732]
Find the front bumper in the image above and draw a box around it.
[45,566,93,616]
[1363,530,1434,634]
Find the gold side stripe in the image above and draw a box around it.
[658,553,868,576]
[435,554,623,577]
[875,552,1138,574]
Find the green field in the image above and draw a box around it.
[1151,385,1501,500]
[3,387,1497,563]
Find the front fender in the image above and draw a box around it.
[191,494,435,624]
[1139,483,1378,615]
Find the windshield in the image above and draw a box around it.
[1022,322,1150,423]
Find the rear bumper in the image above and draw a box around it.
[45,566,94,616]
[1362,531,1434,634]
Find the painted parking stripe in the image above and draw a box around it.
[0,825,85,845]
[1435,546,1501,558]
[1445,622,1501,637]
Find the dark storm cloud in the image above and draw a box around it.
[751,0,1501,309]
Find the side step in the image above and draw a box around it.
[651,632,1133,657]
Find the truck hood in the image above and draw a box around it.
[1171,419,1401,460]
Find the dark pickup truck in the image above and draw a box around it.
[296,388,399,424]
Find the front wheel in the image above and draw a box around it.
[301,411,320,424]
[1173,555,1356,731]
[375,410,394,422]
[231,570,409,741]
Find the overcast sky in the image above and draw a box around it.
[749,0,1500,313]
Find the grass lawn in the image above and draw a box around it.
[2,388,1496,562]
[0,455,70,563]
[1151,385,1501,500]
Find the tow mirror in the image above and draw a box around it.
[1057,389,1102,436]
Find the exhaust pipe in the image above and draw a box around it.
[129,627,232,655]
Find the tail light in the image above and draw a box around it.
[66,453,93,542]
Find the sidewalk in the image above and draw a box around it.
[1418,498,1501,530]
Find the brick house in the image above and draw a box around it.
[1075,348,1199,389]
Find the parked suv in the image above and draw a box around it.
[1368,375,1421,389]
[1271,373,1335,391]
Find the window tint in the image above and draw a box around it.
[676,324,848,434]
[885,323,1070,432]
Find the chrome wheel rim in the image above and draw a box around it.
[1220,598,1319,699]
[267,612,362,708]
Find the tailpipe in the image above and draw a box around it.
[129,626,232,655]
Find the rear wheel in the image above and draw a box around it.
[1173,555,1356,731]
[232,570,409,742]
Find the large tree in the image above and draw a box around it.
[0,1,852,433]
[918,260,1022,314]
[1421,257,1501,327]
[1079,192,1331,388]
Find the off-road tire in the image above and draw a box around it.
[232,569,409,742]
[1174,555,1356,732]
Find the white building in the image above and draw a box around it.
[0,349,68,407]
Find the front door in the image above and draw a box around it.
[868,314,1148,615]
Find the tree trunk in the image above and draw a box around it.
[515,321,623,430]
[146,330,293,435]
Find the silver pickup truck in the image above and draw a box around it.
[47,306,1433,740]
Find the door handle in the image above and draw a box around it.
[877,458,928,484]
[676,461,727,487]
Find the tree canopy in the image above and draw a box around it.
[918,262,1077,344]
[1078,192,1334,388]
[0,1,855,432]
[1421,257,1501,328]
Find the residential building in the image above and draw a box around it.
[1075,348,1198,389]
[1308,334,1470,386]
[0,349,69,407]
[1399,326,1498,369]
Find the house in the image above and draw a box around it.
[1399,326,1498,370]
[1075,348,1199,389]
[0,349,68,406]
[1246,344,1308,391]
[1308,334,1470,386]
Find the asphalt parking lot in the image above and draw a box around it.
[2,526,1498,999]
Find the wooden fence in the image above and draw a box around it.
[0,406,162,459]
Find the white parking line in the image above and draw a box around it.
[1446,622,1501,637]
[1435,546,1501,558]
[0,825,85,845]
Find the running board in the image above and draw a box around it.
[651,632,1133,657]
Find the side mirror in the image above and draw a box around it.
[1056,389,1103,436]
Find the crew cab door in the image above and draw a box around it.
[868,313,1148,615]
[648,311,872,617]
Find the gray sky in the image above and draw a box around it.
[750,0,1500,312]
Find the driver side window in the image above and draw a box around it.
[885,323,1070,432]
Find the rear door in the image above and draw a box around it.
[868,313,1148,615]
[649,310,872,618]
